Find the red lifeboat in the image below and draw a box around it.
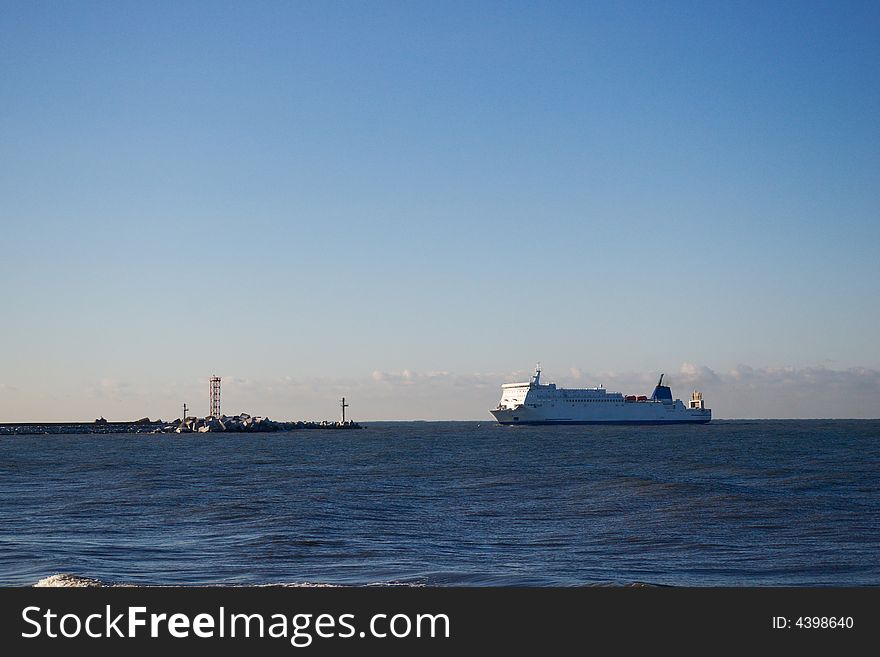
[625,395,636,401]
[637,395,648,401]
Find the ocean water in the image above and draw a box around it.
[0,420,878,587]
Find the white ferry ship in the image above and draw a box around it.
[490,366,711,425]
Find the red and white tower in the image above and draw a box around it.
[210,376,221,418]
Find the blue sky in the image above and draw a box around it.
[1,1,878,420]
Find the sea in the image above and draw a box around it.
[1,420,878,587]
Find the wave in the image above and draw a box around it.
[34,574,104,587]
[31,573,658,587]
[31,573,421,587]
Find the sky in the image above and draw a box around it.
[1,0,878,420]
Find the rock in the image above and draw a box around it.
[146,411,359,434]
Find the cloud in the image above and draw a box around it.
[10,364,878,422]
[526,364,880,419]
[87,378,134,400]
[678,362,721,384]
[217,375,256,388]
[724,365,880,390]
[665,363,879,395]
[670,364,880,418]
[370,370,495,388]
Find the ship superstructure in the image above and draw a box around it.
[490,366,711,425]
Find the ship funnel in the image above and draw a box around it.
[651,373,673,402]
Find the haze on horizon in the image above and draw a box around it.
[2,1,878,422]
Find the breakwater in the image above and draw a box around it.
[0,421,161,436]
[0,414,362,436]
[154,413,362,433]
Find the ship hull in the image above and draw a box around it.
[490,417,711,425]
[489,400,711,425]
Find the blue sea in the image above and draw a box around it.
[1,420,878,586]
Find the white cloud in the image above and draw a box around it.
[515,364,880,419]
[369,369,497,389]
[4,365,878,422]
[87,378,134,400]
[678,362,721,383]
[668,364,880,418]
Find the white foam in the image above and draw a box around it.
[34,573,104,587]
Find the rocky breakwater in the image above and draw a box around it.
[0,419,162,435]
[154,413,362,434]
